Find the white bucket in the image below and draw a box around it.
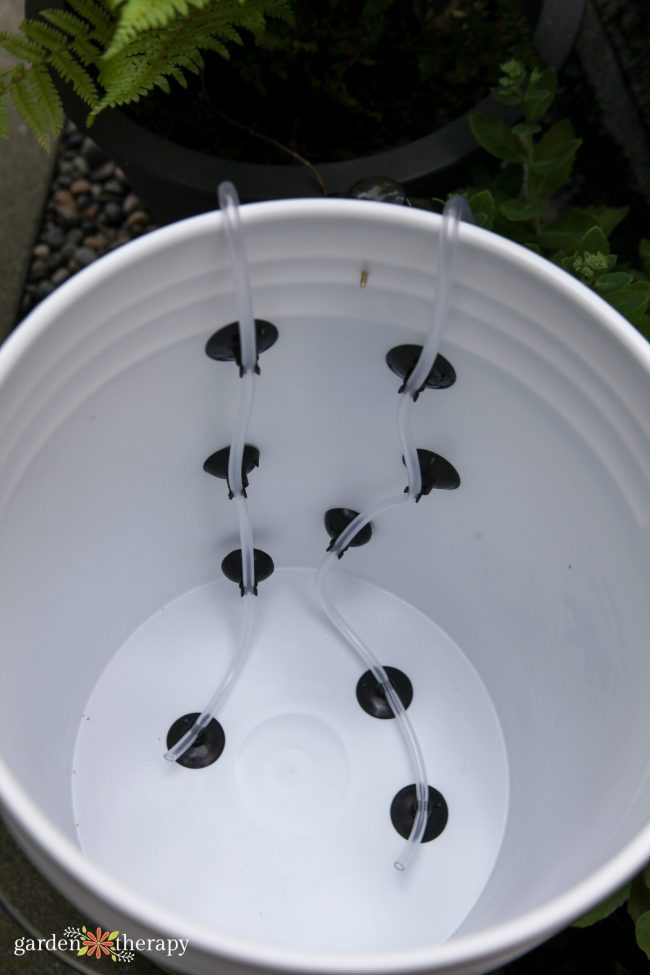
[0,199,649,975]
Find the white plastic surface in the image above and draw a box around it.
[73,570,508,953]
[0,199,648,975]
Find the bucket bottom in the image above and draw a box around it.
[73,569,508,953]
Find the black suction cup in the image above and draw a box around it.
[403,449,461,499]
[386,344,456,396]
[203,444,260,497]
[390,785,448,842]
[205,320,278,374]
[166,713,225,769]
[324,508,372,558]
[356,667,413,719]
[221,548,274,595]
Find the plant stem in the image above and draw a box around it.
[214,109,327,196]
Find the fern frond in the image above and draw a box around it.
[0,29,44,63]
[0,94,8,139]
[10,77,53,148]
[20,19,70,52]
[0,7,117,144]
[53,49,98,104]
[66,0,115,38]
[106,0,214,58]
[32,65,64,133]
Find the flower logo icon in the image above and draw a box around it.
[79,926,118,959]
[63,924,133,962]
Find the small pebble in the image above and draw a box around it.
[102,202,123,225]
[33,243,50,259]
[122,193,140,215]
[71,157,89,177]
[42,224,65,249]
[54,189,76,209]
[83,234,107,250]
[35,281,55,300]
[73,246,97,268]
[70,178,91,195]
[60,242,77,263]
[104,179,125,196]
[91,161,115,182]
[64,131,84,149]
[46,252,63,272]
[51,268,71,286]
[56,206,80,225]
[82,138,108,169]
[126,210,149,228]
[29,259,48,282]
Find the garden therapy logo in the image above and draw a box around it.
[14,924,189,961]
[64,925,134,962]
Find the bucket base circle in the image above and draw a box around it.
[73,568,508,953]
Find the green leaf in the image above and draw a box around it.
[469,113,525,163]
[498,198,543,222]
[109,930,120,940]
[528,120,581,199]
[574,882,631,927]
[636,910,650,960]
[640,240,650,276]
[77,946,89,957]
[523,241,541,254]
[607,286,650,323]
[595,272,633,293]
[512,122,541,137]
[577,225,610,256]
[584,205,629,237]
[523,66,556,120]
[530,120,581,173]
[490,87,521,107]
[468,189,495,229]
[539,211,598,251]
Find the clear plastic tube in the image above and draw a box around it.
[316,198,469,867]
[403,195,465,398]
[227,368,255,499]
[165,182,258,763]
[397,392,421,501]
[217,181,257,373]
[164,596,256,762]
[316,556,429,871]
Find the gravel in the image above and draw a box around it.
[20,122,157,319]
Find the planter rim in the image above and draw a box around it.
[1,198,649,973]
[26,0,585,200]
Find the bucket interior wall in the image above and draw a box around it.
[0,205,649,953]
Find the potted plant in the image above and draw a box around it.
[0,0,584,219]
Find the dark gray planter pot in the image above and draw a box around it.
[27,0,584,221]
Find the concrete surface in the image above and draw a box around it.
[0,0,56,340]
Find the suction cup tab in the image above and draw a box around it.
[222,548,274,595]
[324,508,373,558]
[203,445,260,498]
[356,667,413,719]
[390,785,448,842]
[166,713,226,769]
[402,449,460,500]
[206,320,279,375]
[386,344,456,398]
